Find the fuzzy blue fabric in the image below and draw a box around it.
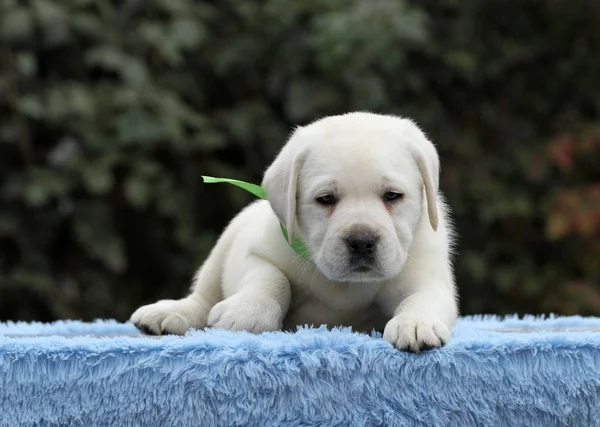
[1,316,600,426]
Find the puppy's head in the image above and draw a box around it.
[262,112,439,283]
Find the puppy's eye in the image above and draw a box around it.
[384,192,404,202]
[316,194,336,205]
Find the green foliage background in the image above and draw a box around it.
[1,0,599,322]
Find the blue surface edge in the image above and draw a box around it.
[1,315,599,426]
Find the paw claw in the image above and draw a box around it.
[136,323,158,336]
[207,295,283,334]
[130,298,210,336]
[383,314,450,353]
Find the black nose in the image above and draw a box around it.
[344,231,378,257]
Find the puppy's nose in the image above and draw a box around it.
[345,231,378,257]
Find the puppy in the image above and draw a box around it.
[130,112,458,352]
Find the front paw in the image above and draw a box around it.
[383,314,451,353]
[130,297,210,335]
[207,294,283,334]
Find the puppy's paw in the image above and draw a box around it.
[130,297,210,335]
[383,313,451,353]
[207,294,283,334]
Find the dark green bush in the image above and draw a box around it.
[1,0,599,321]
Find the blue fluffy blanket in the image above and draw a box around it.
[1,316,600,426]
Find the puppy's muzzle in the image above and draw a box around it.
[344,229,379,266]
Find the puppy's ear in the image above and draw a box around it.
[262,129,308,243]
[409,138,440,231]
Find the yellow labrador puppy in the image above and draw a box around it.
[131,112,458,352]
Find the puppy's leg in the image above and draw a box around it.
[207,255,291,333]
[130,295,212,336]
[382,283,457,352]
[130,258,224,335]
[130,217,238,335]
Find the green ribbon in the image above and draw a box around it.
[202,176,310,260]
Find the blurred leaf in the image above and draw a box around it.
[23,169,72,207]
[70,12,104,36]
[114,109,170,145]
[0,6,33,41]
[16,96,45,119]
[124,175,152,208]
[34,0,70,46]
[15,53,37,77]
[170,18,205,49]
[86,47,150,87]
[82,163,114,195]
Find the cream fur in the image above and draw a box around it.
[130,112,458,352]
